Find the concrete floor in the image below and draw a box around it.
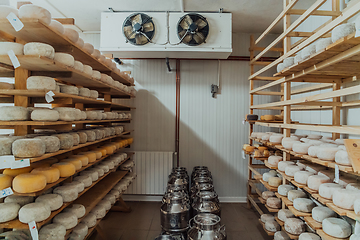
[91,201,272,240]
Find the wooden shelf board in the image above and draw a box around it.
[304,216,322,230]
[258,196,266,204]
[316,229,349,240]
[325,203,348,216]
[311,194,332,205]
[288,206,311,217]
[265,160,278,169]
[0,19,133,86]
[265,204,280,213]
[0,119,132,126]
[290,180,307,189]
[346,211,360,221]
[258,219,275,236]
[260,179,278,192]
[282,196,293,207]
[275,216,284,227]
[303,186,318,194]
[248,194,264,216]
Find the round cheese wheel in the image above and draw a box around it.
[63,204,85,218]
[18,202,51,223]
[103,195,116,204]
[71,223,88,239]
[78,87,90,98]
[305,165,325,174]
[77,132,87,144]
[299,233,321,240]
[71,155,89,166]
[54,108,77,121]
[34,136,60,153]
[13,173,47,193]
[54,53,75,67]
[335,139,344,144]
[278,161,295,172]
[288,190,307,202]
[74,61,84,72]
[97,163,109,173]
[104,160,115,170]
[277,63,285,72]
[63,28,79,43]
[73,175,92,188]
[268,156,282,167]
[91,49,101,59]
[301,44,316,59]
[35,194,63,211]
[0,5,19,19]
[270,134,283,144]
[308,140,323,146]
[19,4,51,25]
[265,220,280,232]
[90,90,99,99]
[83,65,93,76]
[278,184,294,196]
[307,175,331,191]
[277,209,294,222]
[90,205,106,219]
[77,152,96,163]
[317,147,338,161]
[338,176,357,188]
[293,198,315,213]
[54,134,74,149]
[0,174,13,190]
[346,183,360,192]
[84,130,96,142]
[275,231,291,240]
[261,133,271,141]
[319,183,343,200]
[49,19,65,34]
[31,167,60,184]
[76,37,85,48]
[24,42,55,59]
[283,57,294,68]
[53,185,78,202]
[292,142,312,154]
[85,111,97,120]
[307,146,318,157]
[64,181,85,193]
[268,177,282,187]
[61,158,82,171]
[332,23,356,42]
[39,223,66,240]
[83,43,94,54]
[3,166,32,177]
[60,85,79,95]
[262,191,275,200]
[97,148,107,157]
[333,189,360,210]
[0,106,29,121]
[98,200,111,211]
[294,171,314,185]
[31,109,59,122]
[323,218,351,238]
[80,170,98,182]
[0,42,24,55]
[0,202,20,223]
[81,213,97,228]
[52,162,76,177]
[312,206,336,223]
[260,214,275,223]
[285,165,303,177]
[70,133,80,146]
[282,138,299,150]
[307,134,322,140]
[53,212,77,229]
[284,218,305,235]
[92,167,104,177]
[109,189,120,198]
[266,197,281,209]
[316,37,332,52]
[335,150,351,166]
[294,52,303,64]
[92,70,101,80]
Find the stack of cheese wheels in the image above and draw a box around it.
[277,209,294,222]
[312,206,336,223]
[323,218,352,238]
[268,156,282,167]
[294,171,314,185]
[262,170,278,182]
[332,188,360,210]
[293,198,315,213]
[278,184,294,196]
[288,190,307,202]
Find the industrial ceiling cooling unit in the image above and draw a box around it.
[100,12,232,59]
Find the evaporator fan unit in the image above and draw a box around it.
[177,13,209,46]
[122,13,155,45]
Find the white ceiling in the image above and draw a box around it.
[29,0,313,33]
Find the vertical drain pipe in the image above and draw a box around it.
[175,59,181,167]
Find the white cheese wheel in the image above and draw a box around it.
[70,133,80,146]
[335,150,351,166]
[104,160,115,170]
[63,28,79,43]
[268,177,282,187]
[54,108,77,121]
[307,175,331,191]
[346,183,360,192]
[0,136,23,155]
[39,223,66,240]
[262,171,277,182]
[4,196,33,207]
[312,206,336,223]
[275,231,291,240]
[277,63,285,73]
[294,171,314,185]
[83,130,96,142]
[64,181,85,193]
[270,134,283,144]
[0,5,18,19]
[282,138,299,150]
[71,223,88,239]
[299,233,321,240]
[278,209,295,222]
[292,142,312,154]
[350,234,360,240]
[266,197,281,209]
[333,189,360,210]
[103,195,116,205]
[308,140,324,146]
[12,139,45,158]
[24,42,55,59]
[284,218,305,235]
[319,183,343,200]
[92,167,104,177]
[83,43,94,54]
[74,61,84,72]
[109,189,120,198]
[54,53,75,67]
[332,23,356,43]
[49,20,64,34]
[316,147,338,161]
[278,184,294,196]
[338,176,357,188]
[81,213,97,228]
[91,49,101,59]
[73,175,92,188]
[83,65,93,76]
[31,109,59,122]
[301,44,316,59]
[305,165,325,174]
[288,190,307,202]
[0,202,20,223]
[316,38,332,52]
[54,134,74,149]
[97,200,111,211]
[27,76,56,91]
[92,70,101,80]
[80,170,98,182]
[60,85,79,95]
[307,146,318,157]
[262,191,276,200]
[0,106,29,121]
[268,156,282,167]
[19,4,51,25]
[97,164,109,173]
[35,194,63,211]
[53,212,77,229]
[90,205,106,219]
[81,111,87,120]
[307,134,322,140]
[262,133,271,141]
[335,139,344,145]
[90,90,99,99]
[323,218,351,238]
[85,111,97,120]
[18,202,51,223]
[78,87,90,98]
[53,185,78,202]
[294,52,303,64]
[265,220,280,232]
[285,165,303,177]
[283,57,294,68]
[63,204,85,218]
[0,42,24,55]
[293,198,315,213]
[77,132,87,143]
[278,161,295,172]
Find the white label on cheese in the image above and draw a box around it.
[334,164,339,184]
[28,221,39,240]
[7,50,20,68]
[0,187,14,198]
[45,91,55,103]
[6,12,24,32]
[0,155,15,169]
[11,159,30,169]
[242,150,245,159]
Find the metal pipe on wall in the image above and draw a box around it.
[175,59,181,166]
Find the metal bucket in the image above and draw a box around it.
[187,213,226,240]
[161,192,190,233]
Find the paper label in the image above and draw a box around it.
[28,221,39,240]
[0,187,14,198]
[0,155,15,169]
[334,164,340,183]
[11,159,30,169]
[7,50,20,68]
[242,150,246,159]
[45,91,55,103]
[6,12,24,32]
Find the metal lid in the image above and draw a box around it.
[193,213,221,230]
[154,235,175,240]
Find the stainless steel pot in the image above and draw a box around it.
[161,192,190,233]
[192,191,221,217]
[163,184,189,204]
[190,183,214,200]
[187,213,226,240]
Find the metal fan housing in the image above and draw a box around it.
[122,13,155,46]
[177,13,209,46]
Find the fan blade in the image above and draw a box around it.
[124,26,136,39]
[178,29,187,38]
[195,18,207,30]
[180,15,193,30]
[193,32,205,44]
[131,14,142,26]
[182,34,192,43]
[135,34,148,45]
[143,22,154,32]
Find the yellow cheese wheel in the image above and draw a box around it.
[254,150,262,157]
[71,155,89,166]
[114,142,121,149]
[245,146,256,152]
[264,115,275,121]
[61,159,82,171]
[275,115,284,121]
[52,162,76,177]
[77,152,97,163]
[263,150,270,157]
[13,173,47,193]
[3,167,33,177]
[0,174,13,190]
[102,146,114,155]
[258,147,268,151]
[111,143,119,150]
[87,150,102,159]
[31,167,60,183]
[128,138,133,144]
[98,148,107,157]
[243,144,250,150]
[260,115,265,121]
